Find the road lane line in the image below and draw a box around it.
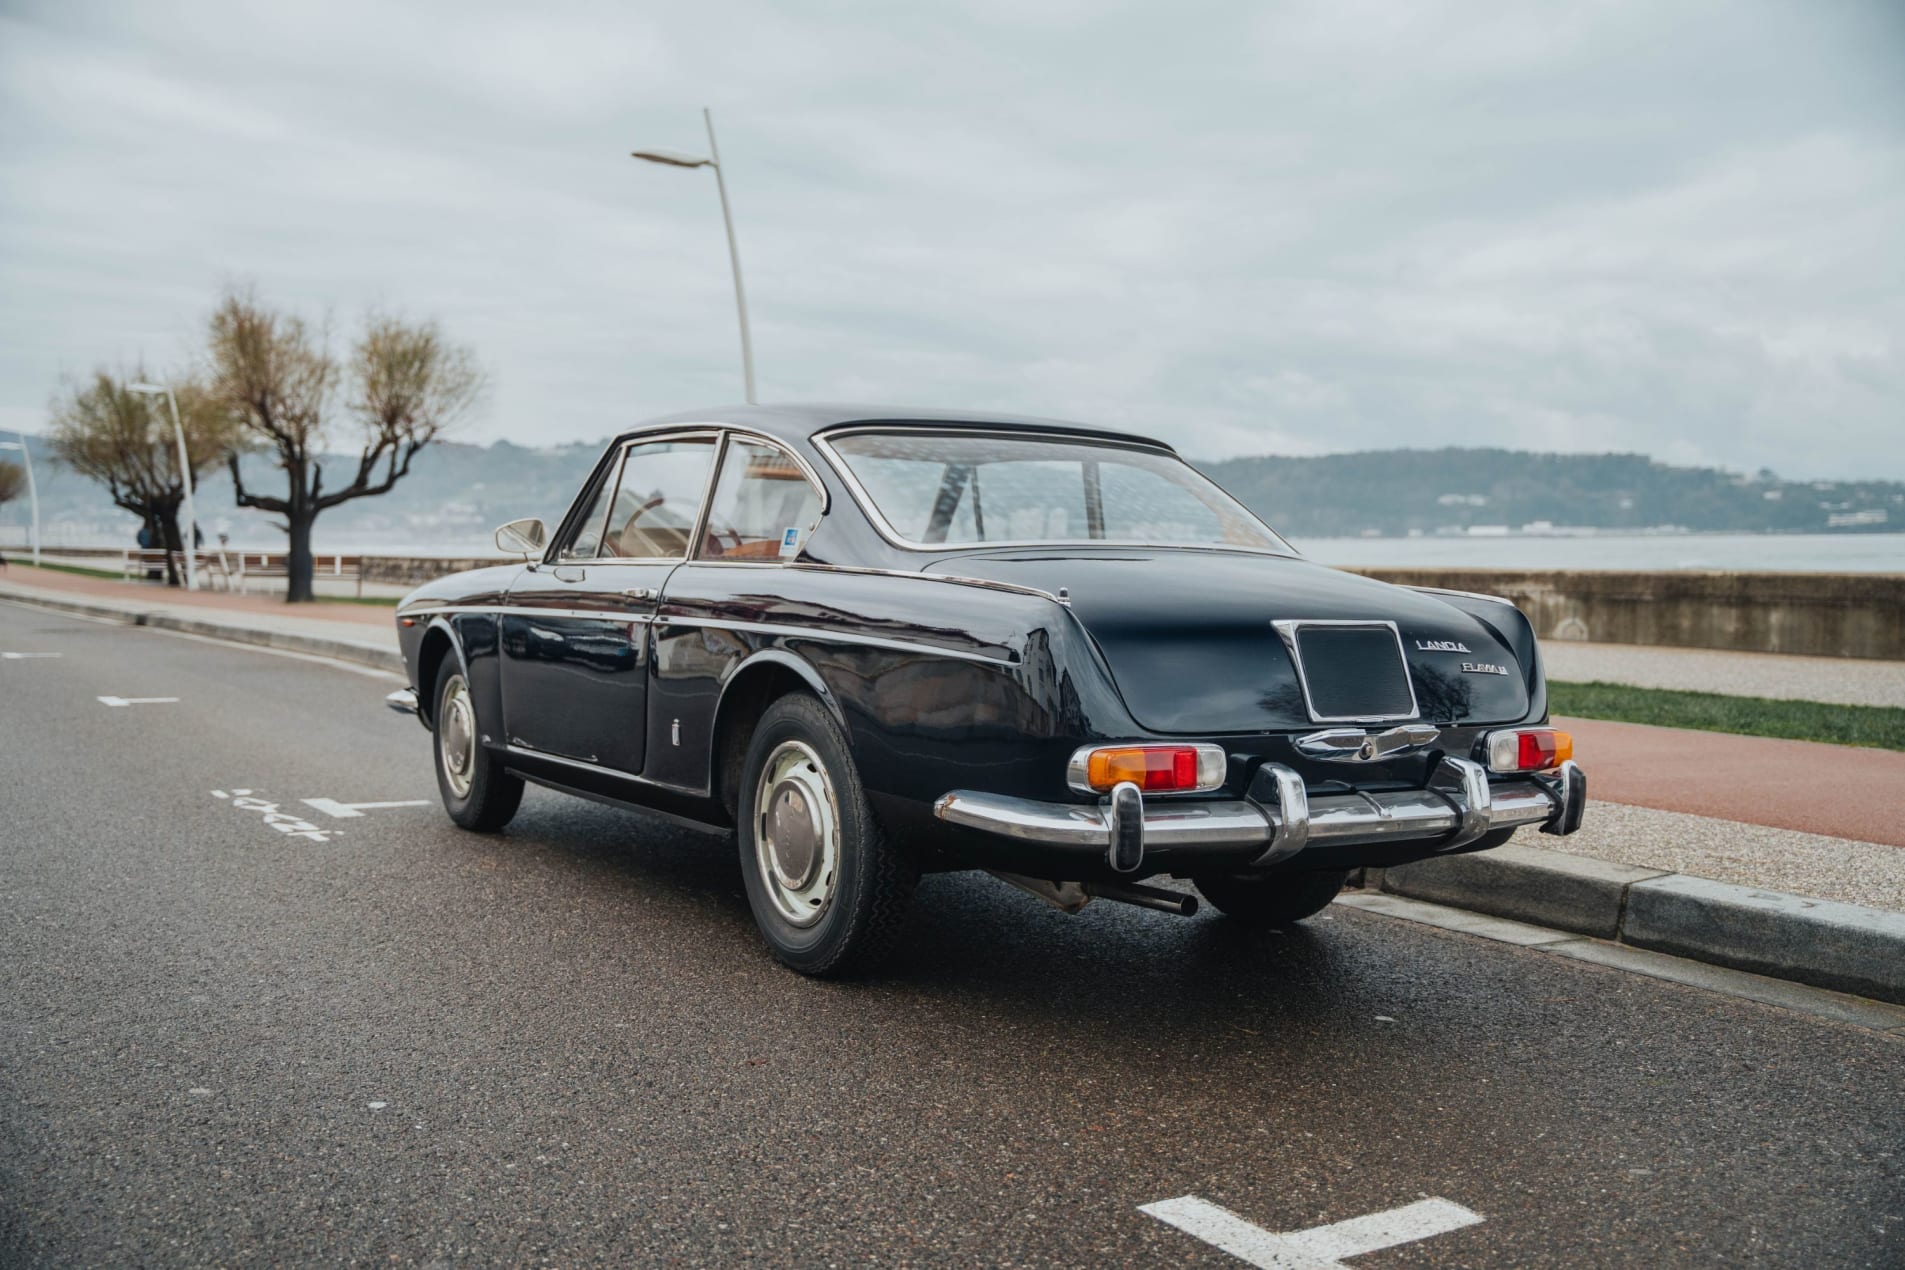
[1,651,62,658]
[97,695,180,707]
[301,798,431,819]
[1140,1195,1482,1269]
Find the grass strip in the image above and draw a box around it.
[1550,679,1905,752]
[7,559,125,580]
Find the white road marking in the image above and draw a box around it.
[1,651,61,659]
[1140,1195,1483,1269]
[97,695,179,707]
[209,790,333,842]
[301,797,431,820]
[367,1101,387,1110]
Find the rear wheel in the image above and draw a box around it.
[738,693,915,976]
[432,659,523,832]
[1194,870,1348,926]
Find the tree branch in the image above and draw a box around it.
[228,451,291,514]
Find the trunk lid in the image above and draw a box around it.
[923,549,1531,733]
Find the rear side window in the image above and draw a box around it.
[698,439,824,561]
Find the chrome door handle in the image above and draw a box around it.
[623,587,658,602]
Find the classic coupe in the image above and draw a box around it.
[388,406,1586,975]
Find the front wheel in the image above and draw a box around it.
[431,659,523,832]
[1193,870,1348,926]
[738,693,915,976]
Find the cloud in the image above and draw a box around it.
[0,0,1901,478]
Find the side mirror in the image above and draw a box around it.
[494,517,548,558]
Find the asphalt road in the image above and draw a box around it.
[2,600,1901,1268]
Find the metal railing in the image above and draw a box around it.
[116,549,366,595]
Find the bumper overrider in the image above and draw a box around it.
[934,755,1587,875]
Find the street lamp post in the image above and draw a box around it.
[631,108,757,405]
[0,436,38,566]
[129,383,196,591]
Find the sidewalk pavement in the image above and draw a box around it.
[1542,639,1905,708]
[6,566,1903,990]
[0,572,399,673]
[0,563,397,631]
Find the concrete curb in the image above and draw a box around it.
[1373,845,1905,1006]
[0,586,404,675]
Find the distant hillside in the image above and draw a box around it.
[1,433,1897,550]
[1200,448,1901,538]
[0,434,604,550]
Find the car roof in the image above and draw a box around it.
[617,403,1175,452]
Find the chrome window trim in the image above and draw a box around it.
[557,446,629,564]
[546,425,828,569]
[548,428,724,566]
[691,431,829,566]
[1270,618,1423,724]
[610,422,831,512]
[810,425,1296,557]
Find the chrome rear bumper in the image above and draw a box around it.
[385,687,419,715]
[933,759,1586,874]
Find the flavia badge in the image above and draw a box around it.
[779,527,802,558]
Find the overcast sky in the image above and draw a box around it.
[2,0,1901,478]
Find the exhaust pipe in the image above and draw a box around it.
[988,871,1199,917]
[1086,880,1199,916]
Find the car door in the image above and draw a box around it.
[499,432,720,775]
[642,433,829,790]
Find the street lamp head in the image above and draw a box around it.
[128,383,168,396]
[630,147,714,169]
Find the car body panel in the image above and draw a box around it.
[393,405,1579,882]
[920,549,1532,733]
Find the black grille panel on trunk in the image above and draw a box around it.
[1284,623,1418,721]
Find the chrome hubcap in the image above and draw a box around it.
[440,675,476,799]
[754,740,839,926]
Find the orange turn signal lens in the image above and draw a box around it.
[1070,743,1226,794]
[1484,728,1572,773]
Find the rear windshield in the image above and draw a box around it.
[825,430,1292,553]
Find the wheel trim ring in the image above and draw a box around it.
[754,740,840,927]
[440,677,476,799]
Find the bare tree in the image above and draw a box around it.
[0,461,22,510]
[209,289,482,602]
[47,371,233,585]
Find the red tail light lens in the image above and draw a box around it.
[1484,728,1573,773]
[1068,744,1227,794]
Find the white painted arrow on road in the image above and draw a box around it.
[97,695,180,707]
[1141,1195,1483,1269]
[301,798,432,820]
